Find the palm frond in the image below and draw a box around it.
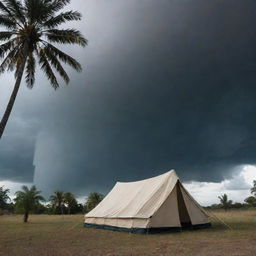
[25,0,71,25]
[43,42,82,71]
[0,15,17,28]
[25,51,35,88]
[24,0,53,25]
[42,11,81,29]
[38,48,59,89]
[0,31,15,41]
[0,45,20,72]
[30,185,37,192]
[0,1,13,16]
[2,0,26,25]
[0,39,17,57]
[49,0,70,13]
[21,185,29,193]
[45,29,87,46]
[24,0,37,24]
[0,1,23,28]
[44,46,69,83]
[15,190,25,198]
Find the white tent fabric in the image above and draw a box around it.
[85,170,210,232]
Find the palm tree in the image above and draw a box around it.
[218,194,233,211]
[251,180,256,197]
[0,0,87,139]
[50,190,65,214]
[14,185,45,222]
[85,192,104,213]
[64,192,76,214]
[0,186,10,209]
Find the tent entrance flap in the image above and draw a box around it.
[176,182,192,228]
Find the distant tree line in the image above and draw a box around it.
[205,180,256,210]
[0,186,104,222]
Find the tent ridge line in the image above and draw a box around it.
[119,170,175,217]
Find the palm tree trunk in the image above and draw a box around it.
[24,212,29,223]
[0,48,28,139]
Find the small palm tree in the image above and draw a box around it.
[64,192,76,214]
[0,186,10,209]
[0,0,87,139]
[85,192,104,212]
[14,185,45,222]
[50,190,65,214]
[251,180,256,197]
[218,194,232,211]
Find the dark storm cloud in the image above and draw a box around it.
[0,141,35,182]
[1,0,256,195]
[0,120,36,182]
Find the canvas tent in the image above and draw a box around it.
[84,170,211,233]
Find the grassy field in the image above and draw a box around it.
[0,210,256,256]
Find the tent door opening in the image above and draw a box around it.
[176,182,192,228]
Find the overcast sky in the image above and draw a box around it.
[0,0,256,205]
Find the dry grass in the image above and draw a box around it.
[0,209,256,256]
